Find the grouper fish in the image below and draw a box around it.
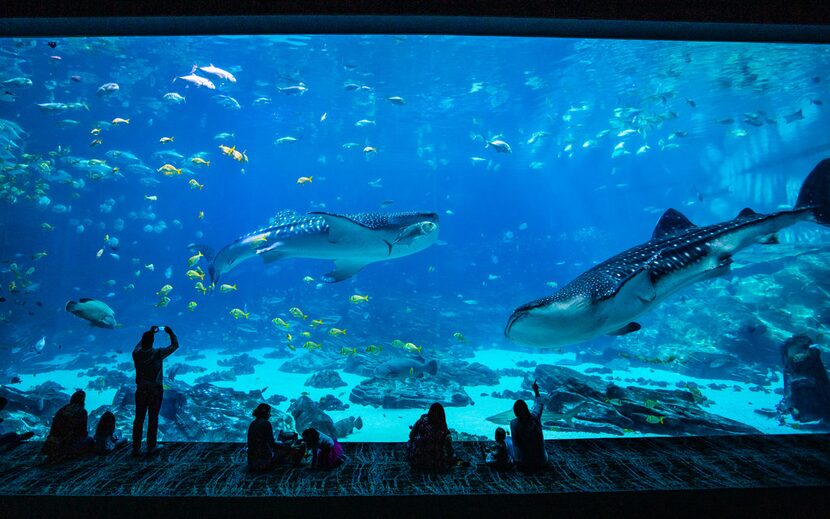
[208,210,440,283]
[505,158,830,348]
[65,298,117,328]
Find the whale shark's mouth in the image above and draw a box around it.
[504,309,527,338]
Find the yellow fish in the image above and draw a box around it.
[403,342,422,354]
[188,179,204,190]
[391,339,405,349]
[112,117,130,125]
[249,235,268,247]
[329,328,347,337]
[272,317,290,328]
[187,251,203,267]
[191,157,210,167]
[286,333,293,342]
[144,195,158,201]
[90,139,103,147]
[645,415,665,425]
[194,281,208,294]
[219,283,237,293]
[158,164,182,176]
[159,136,174,144]
[90,128,102,135]
[453,332,466,342]
[230,308,249,319]
[156,296,171,308]
[363,146,377,154]
[287,344,296,352]
[232,149,248,163]
[300,331,311,338]
[186,269,204,281]
[340,347,357,356]
[187,301,197,311]
[32,251,48,260]
[198,211,205,220]
[157,284,173,296]
[349,294,369,304]
[303,341,322,350]
[365,345,382,354]
[289,307,307,320]
[302,276,315,283]
[219,144,235,156]
[310,319,323,328]
[296,176,313,184]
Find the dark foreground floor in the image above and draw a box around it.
[1,434,829,517]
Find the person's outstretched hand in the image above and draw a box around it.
[164,326,174,334]
[532,380,540,397]
[150,325,159,333]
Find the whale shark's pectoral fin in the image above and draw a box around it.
[611,268,656,304]
[322,260,367,283]
[608,322,642,336]
[255,242,284,264]
[314,213,371,244]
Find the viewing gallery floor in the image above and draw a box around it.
[1,434,830,517]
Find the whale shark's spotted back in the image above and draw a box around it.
[516,209,774,312]
[239,210,440,243]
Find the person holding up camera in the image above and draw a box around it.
[132,325,179,457]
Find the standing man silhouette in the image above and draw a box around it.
[132,325,179,456]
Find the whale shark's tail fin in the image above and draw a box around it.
[796,157,830,226]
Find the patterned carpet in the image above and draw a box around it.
[1,434,829,498]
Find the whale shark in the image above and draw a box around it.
[505,158,830,348]
[208,210,439,284]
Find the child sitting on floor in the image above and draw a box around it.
[482,427,513,470]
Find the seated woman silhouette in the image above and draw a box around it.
[42,390,94,461]
[406,402,458,471]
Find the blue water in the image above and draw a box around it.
[1,35,829,441]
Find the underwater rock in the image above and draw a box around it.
[101,381,295,442]
[450,430,488,441]
[194,370,237,384]
[496,368,528,378]
[265,393,288,406]
[287,395,338,439]
[0,383,70,425]
[516,360,537,368]
[217,353,263,375]
[349,377,473,409]
[318,394,350,411]
[304,369,347,389]
[484,365,759,436]
[779,334,830,422]
[438,361,500,386]
[490,389,533,400]
[334,415,363,438]
[278,352,345,374]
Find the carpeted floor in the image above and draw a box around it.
[1,434,829,497]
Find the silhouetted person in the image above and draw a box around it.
[42,390,94,460]
[94,411,128,455]
[0,396,34,450]
[132,325,178,456]
[247,403,305,471]
[406,402,457,471]
[510,380,548,472]
[301,427,345,469]
[482,426,514,470]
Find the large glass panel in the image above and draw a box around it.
[1,34,828,442]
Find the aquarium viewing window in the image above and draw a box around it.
[1,16,829,447]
